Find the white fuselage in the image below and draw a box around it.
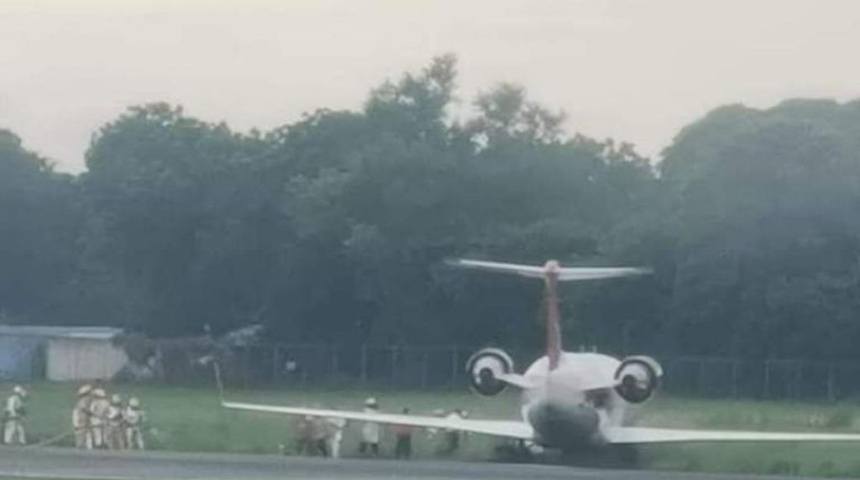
[519,352,626,448]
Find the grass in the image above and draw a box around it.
[633,398,860,477]
[6,381,860,477]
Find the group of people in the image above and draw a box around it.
[291,397,466,460]
[72,383,146,450]
[290,415,346,458]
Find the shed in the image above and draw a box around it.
[0,326,128,381]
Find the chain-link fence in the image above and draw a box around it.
[144,342,860,401]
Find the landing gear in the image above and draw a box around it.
[492,439,539,463]
[493,440,640,469]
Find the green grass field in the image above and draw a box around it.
[6,381,860,477]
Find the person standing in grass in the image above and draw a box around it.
[106,394,125,450]
[325,417,347,458]
[123,397,146,450]
[394,408,413,459]
[293,416,312,455]
[310,416,330,457]
[88,388,110,449]
[442,409,465,455]
[72,384,93,449]
[359,397,381,456]
[3,385,27,445]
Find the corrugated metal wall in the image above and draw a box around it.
[46,338,129,381]
[0,336,45,380]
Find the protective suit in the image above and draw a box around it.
[324,417,346,458]
[72,385,93,449]
[309,417,329,457]
[88,389,110,449]
[292,416,312,455]
[442,409,465,454]
[359,397,380,456]
[123,397,146,450]
[106,394,125,450]
[3,386,27,445]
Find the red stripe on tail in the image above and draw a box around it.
[544,263,562,371]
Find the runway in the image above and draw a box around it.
[0,446,800,480]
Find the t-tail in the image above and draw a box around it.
[542,260,563,370]
[445,258,651,371]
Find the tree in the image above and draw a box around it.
[0,129,83,322]
[83,104,282,335]
[657,99,860,359]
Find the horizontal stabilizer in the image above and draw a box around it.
[446,259,651,281]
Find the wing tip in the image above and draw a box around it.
[443,258,466,267]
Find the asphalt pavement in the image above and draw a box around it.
[0,446,805,480]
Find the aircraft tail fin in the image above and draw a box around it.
[446,259,651,371]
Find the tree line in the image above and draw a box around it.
[3,55,860,361]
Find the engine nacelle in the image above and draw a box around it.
[614,355,662,404]
[465,348,515,396]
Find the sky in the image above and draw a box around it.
[1,0,859,173]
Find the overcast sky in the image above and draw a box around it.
[1,0,858,173]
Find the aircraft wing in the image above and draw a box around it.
[445,259,651,281]
[222,400,534,440]
[603,426,860,444]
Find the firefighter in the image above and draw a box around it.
[3,385,27,445]
[106,394,125,450]
[324,417,346,458]
[442,408,465,455]
[72,384,93,449]
[309,416,329,457]
[293,415,313,455]
[88,388,110,449]
[359,397,380,456]
[123,397,146,450]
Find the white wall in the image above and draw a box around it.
[46,337,129,381]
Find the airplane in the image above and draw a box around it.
[221,258,860,457]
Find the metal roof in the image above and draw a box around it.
[0,325,122,340]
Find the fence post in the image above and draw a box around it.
[271,345,280,385]
[390,346,398,387]
[763,359,771,399]
[421,348,429,389]
[793,361,802,399]
[731,360,739,398]
[361,344,368,384]
[243,345,250,390]
[451,345,459,387]
[300,346,308,386]
[331,345,339,381]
